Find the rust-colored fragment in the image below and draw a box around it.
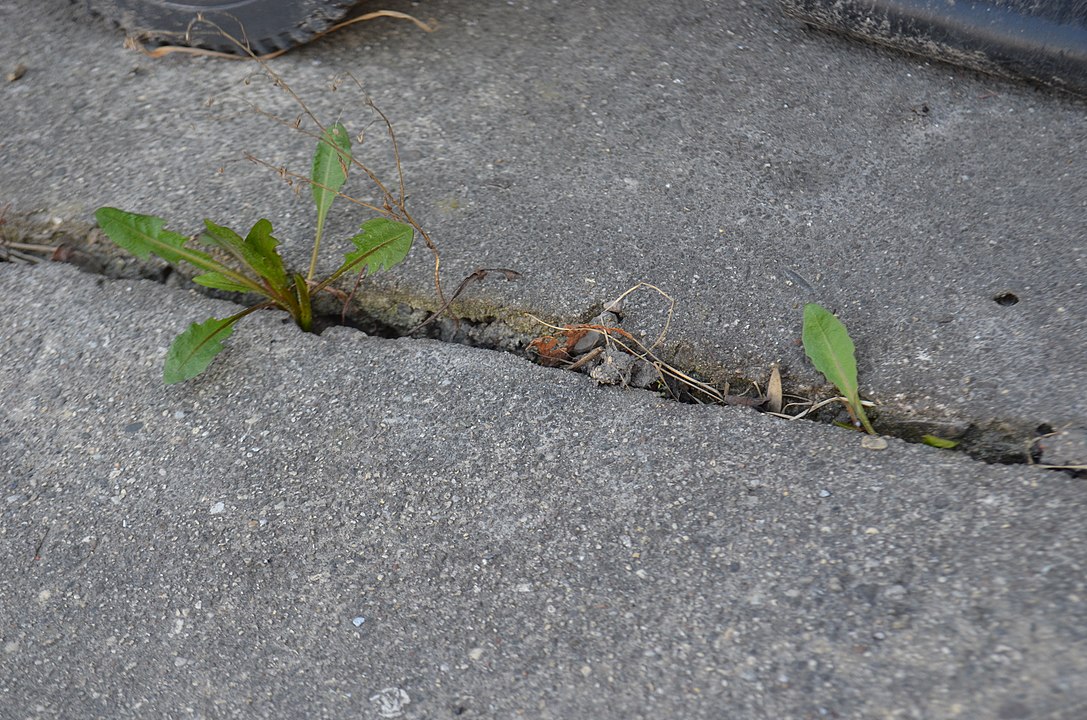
[528,325,593,367]
[528,324,637,367]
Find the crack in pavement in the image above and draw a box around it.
[2,212,1082,472]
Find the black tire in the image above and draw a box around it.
[82,0,356,55]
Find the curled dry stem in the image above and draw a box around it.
[768,395,875,422]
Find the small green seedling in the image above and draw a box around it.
[96,122,415,383]
[801,302,875,434]
[921,434,960,449]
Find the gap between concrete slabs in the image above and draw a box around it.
[1,215,1082,472]
[1,261,1086,719]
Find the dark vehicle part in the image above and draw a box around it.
[780,0,1087,96]
[81,0,356,55]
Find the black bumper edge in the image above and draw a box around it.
[780,0,1087,96]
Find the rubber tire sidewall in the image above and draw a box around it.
[82,0,356,54]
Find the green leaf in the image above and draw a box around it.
[293,273,313,333]
[242,219,289,288]
[312,123,352,221]
[200,219,288,290]
[196,220,245,254]
[95,207,220,271]
[802,303,875,434]
[163,316,237,384]
[307,123,353,282]
[922,434,960,449]
[192,272,256,294]
[342,218,414,276]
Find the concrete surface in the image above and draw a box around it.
[1,0,1084,456]
[2,262,1086,719]
[2,0,1087,717]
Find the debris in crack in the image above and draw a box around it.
[527,301,655,389]
[1032,426,1087,474]
[590,346,663,390]
[766,364,783,414]
[527,283,762,407]
[0,240,54,264]
[48,244,105,274]
[523,284,1084,472]
[528,306,623,369]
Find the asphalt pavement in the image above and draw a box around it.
[1,1,1085,718]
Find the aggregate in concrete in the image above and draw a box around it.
[1,263,1085,719]
[1,0,1084,454]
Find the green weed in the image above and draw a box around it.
[95,33,441,384]
[801,302,875,434]
[96,123,415,383]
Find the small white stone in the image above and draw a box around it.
[862,436,889,450]
[369,688,410,718]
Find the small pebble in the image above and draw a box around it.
[352,617,366,627]
[862,436,888,450]
[210,501,225,515]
